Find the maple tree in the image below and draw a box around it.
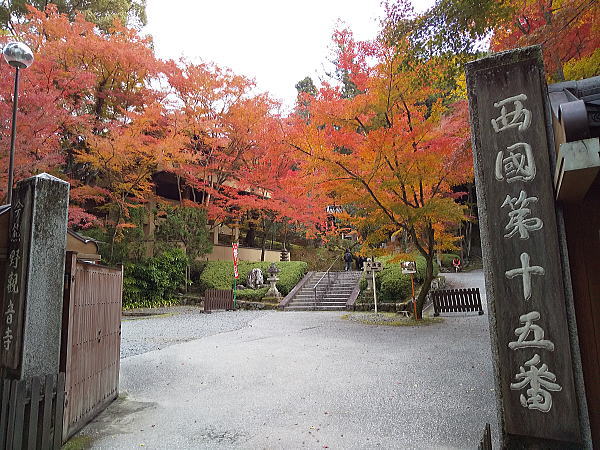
[0,5,165,231]
[0,5,335,265]
[77,104,186,258]
[490,0,600,81]
[287,29,473,318]
[166,60,324,246]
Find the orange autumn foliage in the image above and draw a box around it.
[491,0,600,81]
[0,6,322,238]
[287,30,473,317]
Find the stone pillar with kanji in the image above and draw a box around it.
[466,47,589,448]
[0,173,70,380]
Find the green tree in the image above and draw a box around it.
[155,206,213,262]
[155,206,213,290]
[295,76,317,96]
[295,76,318,120]
[0,0,147,31]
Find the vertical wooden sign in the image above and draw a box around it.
[1,183,33,370]
[466,47,581,446]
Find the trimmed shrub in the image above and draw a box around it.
[362,254,440,302]
[123,248,189,308]
[237,288,268,301]
[197,261,308,300]
[196,261,232,293]
[378,265,412,302]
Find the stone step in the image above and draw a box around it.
[297,293,351,298]
[283,270,362,312]
[289,301,346,306]
[286,305,347,311]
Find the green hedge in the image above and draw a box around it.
[123,248,188,308]
[361,255,440,303]
[378,266,413,302]
[197,261,308,301]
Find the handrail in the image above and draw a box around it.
[313,256,341,310]
[279,271,312,309]
[345,281,361,311]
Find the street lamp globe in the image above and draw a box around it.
[3,42,34,69]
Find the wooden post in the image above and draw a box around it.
[372,270,377,314]
[411,274,417,319]
[466,47,582,447]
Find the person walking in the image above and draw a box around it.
[344,249,353,271]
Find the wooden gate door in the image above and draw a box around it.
[61,252,123,441]
[563,181,600,447]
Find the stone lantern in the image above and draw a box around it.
[263,263,282,302]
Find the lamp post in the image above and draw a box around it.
[3,42,34,205]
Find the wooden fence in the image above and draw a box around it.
[61,253,123,441]
[0,373,65,450]
[204,289,234,312]
[432,288,484,316]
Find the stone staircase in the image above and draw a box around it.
[282,271,363,311]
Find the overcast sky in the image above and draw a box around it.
[144,0,434,110]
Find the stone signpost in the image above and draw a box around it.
[1,173,69,379]
[466,47,583,447]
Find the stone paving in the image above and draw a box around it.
[77,270,499,449]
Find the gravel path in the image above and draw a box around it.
[121,307,268,359]
[80,270,498,449]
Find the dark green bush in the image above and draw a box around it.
[237,288,268,301]
[359,276,368,292]
[360,254,440,302]
[123,248,189,308]
[378,265,412,302]
[197,261,308,300]
[189,260,208,283]
[440,253,460,268]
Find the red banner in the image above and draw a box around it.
[232,243,239,279]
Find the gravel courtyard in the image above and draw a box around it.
[77,270,498,449]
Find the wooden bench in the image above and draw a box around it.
[204,289,234,312]
[432,288,484,316]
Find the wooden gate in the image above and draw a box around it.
[204,289,234,312]
[432,288,484,316]
[61,252,123,441]
[0,374,65,449]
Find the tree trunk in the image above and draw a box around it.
[176,175,183,205]
[260,218,268,262]
[270,222,276,250]
[109,199,124,263]
[415,252,434,319]
[282,222,288,250]
[245,221,256,247]
[414,223,435,319]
